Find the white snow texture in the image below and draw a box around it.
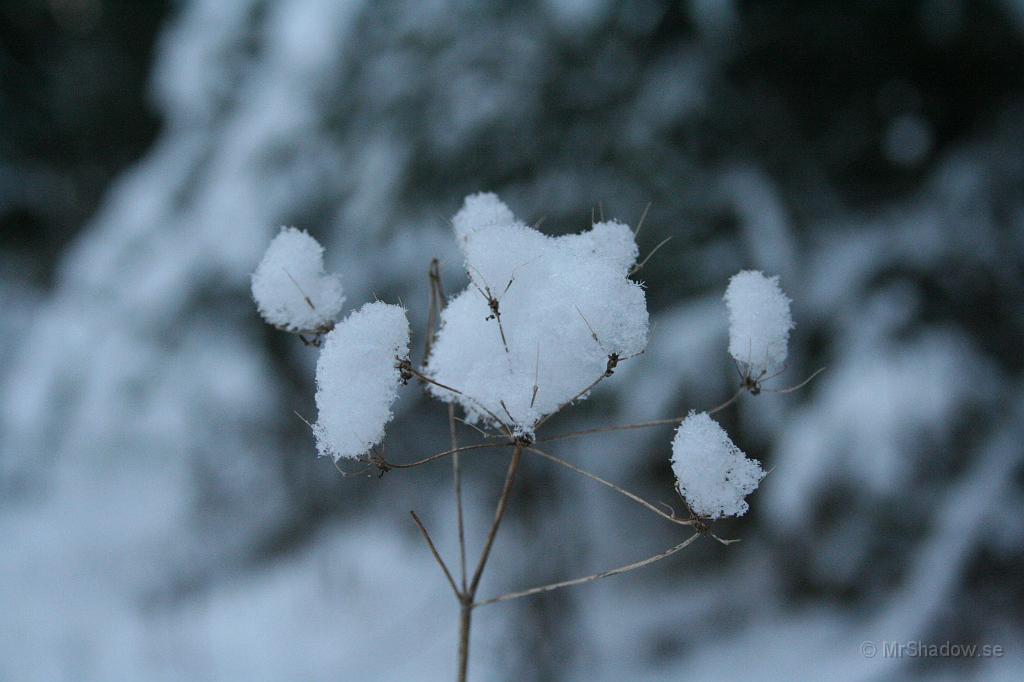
[427,193,649,435]
[671,411,765,519]
[314,302,409,460]
[252,227,345,332]
[724,269,794,377]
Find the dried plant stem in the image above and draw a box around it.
[410,511,460,597]
[768,366,826,394]
[475,532,701,607]
[537,385,745,444]
[469,445,523,595]
[405,365,512,436]
[384,442,509,469]
[451,444,523,682]
[532,370,609,431]
[457,600,472,682]
[526,447,693,527]
[450,404,467,591]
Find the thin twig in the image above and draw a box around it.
[423,258,444,363]
[383,442,510,469]
[532,370,610,431]
[450,404,468,592]
[767,366,826,394]
[410,511,460,598]
[633,201,652,239]
[526,447,694,527]
[537,385,745,444]
[629,235,672,276]
[469,445,523,595]
[475,532,702,607]
[405,365,512,435]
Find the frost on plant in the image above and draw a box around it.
[251,226,345,332]
[724,270,794,378]
[313,302,410,461]
[671,411,766,519]
[427,194,649,436]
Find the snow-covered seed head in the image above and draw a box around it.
[671,411,766,520]
[426,193,649,436]
[313,302,410,461]
[452,192,518,246]
[251,227,345,333]
[724,270,794,379]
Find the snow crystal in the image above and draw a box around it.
[251,227,345,332]
[427,194,648,436]
[313,302,409,460]
[724,270,794,378]
[671,411,765,519]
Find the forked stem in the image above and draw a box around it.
[469,445,523,595]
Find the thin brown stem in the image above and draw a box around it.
[526,447,693,527]
[537,385,745,444]
[469,445,523,595]
[383,442,510,469]
[475,532,701,607]
[410,511,460,598]
[406,365,512,437]
[450,404,467,592]
[767,366,827,394]
[423,258,445,363]
[629,235,672,276]
[457,600,472,682]
[532,371,609,431]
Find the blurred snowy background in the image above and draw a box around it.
[2,1,1023,680]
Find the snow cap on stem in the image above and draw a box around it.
[724,270,794,378]
[313,302,410,460]
[251,227,345,332]
[671,411,765,519]
[427,193,649,437]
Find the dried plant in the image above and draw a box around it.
[251,194,820,681]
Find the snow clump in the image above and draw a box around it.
[313,302,409,460]
[724,270,794,378]
[671,411,766,519]
[427,193,649,437]
[251,227,345,332]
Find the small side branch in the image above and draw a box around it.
[526,447,693,527]
[532,366,612,432]
[381,442,510,470]
[537,385,744,444]
[475,532,701,607]
[410,511,460,598]
[402,362,512,436]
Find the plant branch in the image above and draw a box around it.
[410,511,460,598]
[404,364,513,437]
[450,404,468,592]
[526,447,694,527]
[475,532,701,607]
[532,368,610,432]
[468,445,523,595]
[382,442,510,469]
[767,366,827,394]
[537,385,745,444]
